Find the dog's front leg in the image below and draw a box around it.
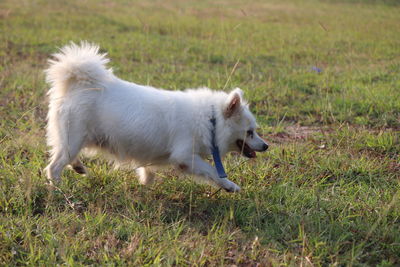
[175,155,241,192]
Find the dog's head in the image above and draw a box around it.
[222,88,268,158]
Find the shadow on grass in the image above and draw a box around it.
[14,173,398,265]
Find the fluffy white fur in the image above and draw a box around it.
[45,42,268,192]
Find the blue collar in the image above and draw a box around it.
[210,106,227,179]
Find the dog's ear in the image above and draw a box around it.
[224,88,243,118]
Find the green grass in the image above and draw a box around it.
[1,0,399,265]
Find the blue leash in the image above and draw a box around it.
[210,107,227,178]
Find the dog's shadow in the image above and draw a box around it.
[35,174,371,259]
[130,181,361,250]
[129,183,290,239]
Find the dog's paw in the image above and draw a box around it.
[136,167,155,185]
[223,180,241,193]
[72,164,87,175]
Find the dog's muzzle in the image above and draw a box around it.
[236,139,268,158]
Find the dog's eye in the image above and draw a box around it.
[247,130,254,138]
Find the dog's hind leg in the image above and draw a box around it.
[46,146,82,184]
[45,112,86,184]
[136,167,155,185]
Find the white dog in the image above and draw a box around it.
[44,42,268,192]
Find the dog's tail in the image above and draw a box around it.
[45,42,111,97]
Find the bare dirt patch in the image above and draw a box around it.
[268,125,328,144]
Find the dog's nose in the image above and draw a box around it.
[262,143,269,151]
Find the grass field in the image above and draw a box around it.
[1,0,399,265]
